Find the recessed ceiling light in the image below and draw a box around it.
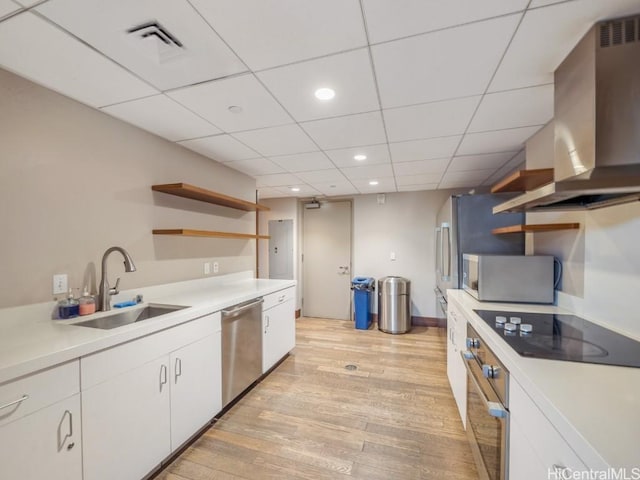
[314,87,335,101]
[290,187,300,192]
[228,105,242,113]
[354,154,367,161]
[329,184,337,188]
[369,180,379,186]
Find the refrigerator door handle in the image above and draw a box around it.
[435,226,442,278]
[441,223,451,279]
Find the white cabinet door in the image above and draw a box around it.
[0,393,82,480]
[262,298,296,373]
[446,301,467,428]
[82,356,171,480]
[170,331,222,451]
[510,416,548,480]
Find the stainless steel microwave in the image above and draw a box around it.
[462,254,555,304]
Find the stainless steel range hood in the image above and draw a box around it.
[495,16,640,213]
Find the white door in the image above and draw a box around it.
[268,219,294,279]
[302,201,351,320]
[170,332,222,451]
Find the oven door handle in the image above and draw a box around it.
[461,351,508,419]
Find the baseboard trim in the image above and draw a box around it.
[371,314,444,328]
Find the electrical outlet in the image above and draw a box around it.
[213,262,219,274]
[390,252,396,261]
[53,274,68,295]
[203,262,211,275]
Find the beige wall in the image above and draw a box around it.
[353,190,454,318]
[0,68,257,308]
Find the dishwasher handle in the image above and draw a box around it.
[222,298,264,317]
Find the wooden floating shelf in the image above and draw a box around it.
[491,168,554,193]
[492,223,580,235]
[152,183,270,212]
[153,229,270,240]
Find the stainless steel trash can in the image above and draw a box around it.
[377,276,411,334]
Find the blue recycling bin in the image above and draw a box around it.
[351,277,375,330]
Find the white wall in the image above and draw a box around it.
[530,202,640,338]
[0,67,257,308]
[353,190,453,318]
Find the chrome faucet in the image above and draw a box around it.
[98,246,136,311]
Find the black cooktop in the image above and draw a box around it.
[473,309,640,368]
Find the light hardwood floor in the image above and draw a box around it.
[156,318,479,480]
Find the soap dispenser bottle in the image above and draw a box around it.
[79,286,96,316]
[58,289,80,319]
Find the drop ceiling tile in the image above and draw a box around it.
[258,49,379,122]
[490,0,640,92]
[282,185,322,197]
[255,173,303,187]
[482,150,526,185]
[0,13,158,108]
[393,158,449,176]
[37,0,247,91]
[224,158,285,176]
[352,177,397,194]
[188,0,367,70]
[167,74,292,133]
[389,136,460,163]
[0,0,20,17]
[440,168,495,188]
[12,0,42,6]
[324,144,390,167]
[448,152,517,172]
[384,96,480,143]
[295,168,347,184]
[396,173,443,186]
[301,111,387,150]
[529,0,565,6]
[362,0,529,43]
[371,15,520,108]
[468,85,553,133]
[341,163,394,181]
[233,124,317,157]
[397,184,439,192]
[457,126,540,155]
[258,187,285,199]
[270,152,334,173]
[101,95,220,142]
[178,134,260,162]
[311,180,359,196]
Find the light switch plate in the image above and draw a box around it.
[203,262,211,275]
[53,274,68,294]
[213,262,219,273]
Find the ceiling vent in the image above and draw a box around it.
[126,20,185,63]
[599,17,637,47]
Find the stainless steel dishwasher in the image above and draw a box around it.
[221,297,264,407]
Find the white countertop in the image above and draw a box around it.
[448,289,640,470]
[0,272,295,386]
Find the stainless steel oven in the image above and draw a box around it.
[462,324,509,480]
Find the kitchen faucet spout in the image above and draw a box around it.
[98,246,136,311]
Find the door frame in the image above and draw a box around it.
[300,198,354,320]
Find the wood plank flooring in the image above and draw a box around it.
[156,318,479,480]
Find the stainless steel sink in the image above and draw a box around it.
[72,304,187,330]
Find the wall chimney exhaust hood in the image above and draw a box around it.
[495,15,640,213]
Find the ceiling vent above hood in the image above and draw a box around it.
[494,15,640,213]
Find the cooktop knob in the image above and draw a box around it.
[466,337,480,349]
[509,317,522,325]
[504,323,517,334]
[482,364,500,379]
[495,316,507,327]
[520,323,533,334]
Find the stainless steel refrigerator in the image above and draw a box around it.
[434,194,524,321]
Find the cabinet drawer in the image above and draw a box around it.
[263,287,294,311]
[510,377,588,474]
[0,360,79,427]
[81,312,219,390]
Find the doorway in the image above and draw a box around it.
[268,219,294,280]
[302,200,352,320]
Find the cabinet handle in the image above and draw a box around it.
[264,314,270,334]
[159,364,168,391]
[0,393,28,411]
[57,409,73,452]
[278,295,285,303]
[553,465,572,474]
[174,357,182,384]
